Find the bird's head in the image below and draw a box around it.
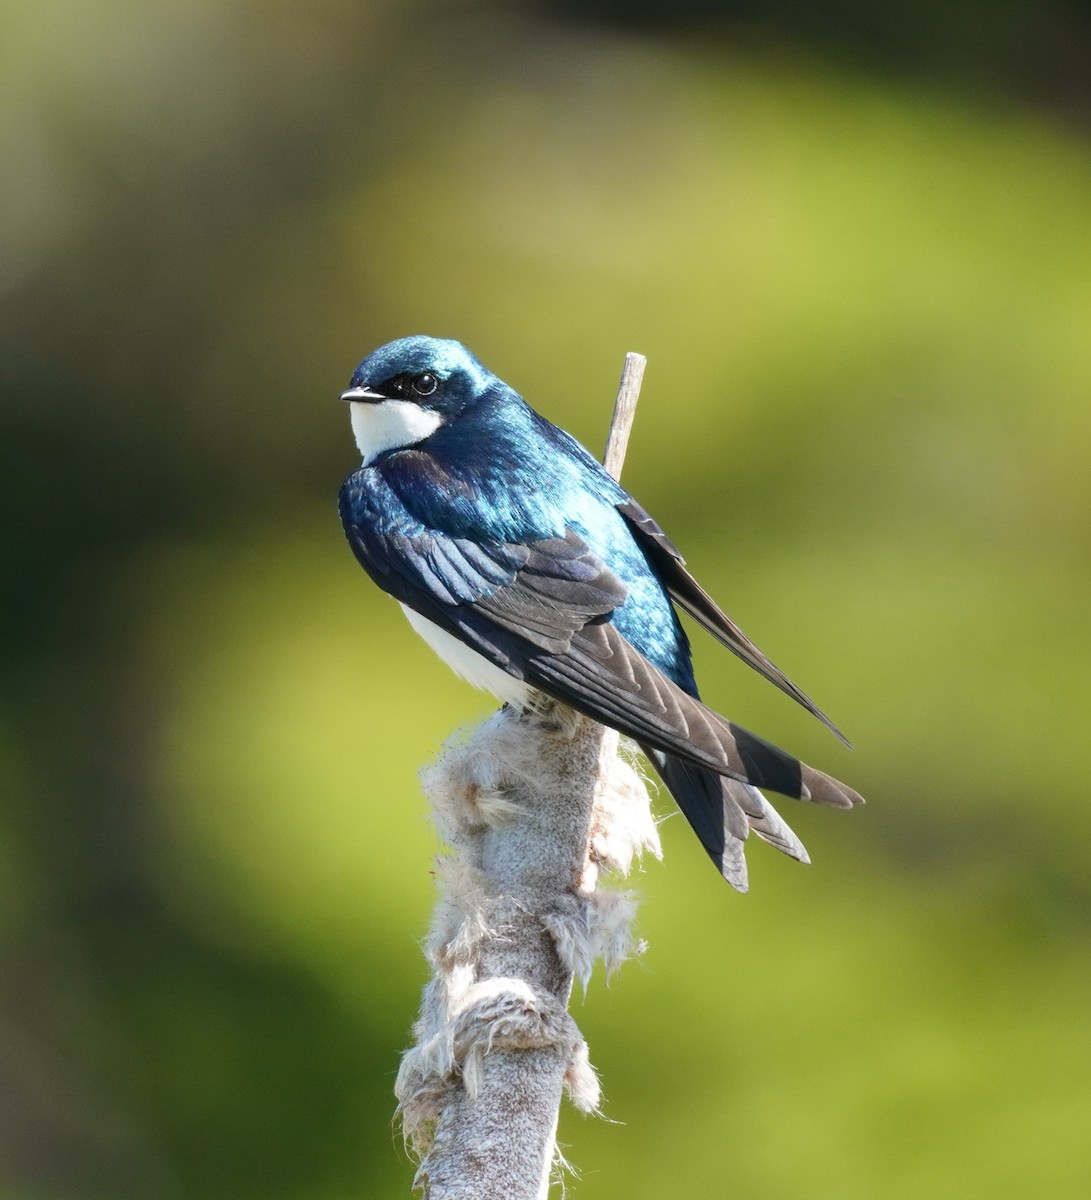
[341,335,495,465]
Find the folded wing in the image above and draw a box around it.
[343,505,861,811]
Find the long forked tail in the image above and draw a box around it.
[642,747,818,893]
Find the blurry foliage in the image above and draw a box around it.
[3,1,1091,1198]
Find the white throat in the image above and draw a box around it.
[350,399,443,465]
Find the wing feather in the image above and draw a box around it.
[527,620,861,807]
[341,486,861,809]
[618,500,851,747]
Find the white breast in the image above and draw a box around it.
[350,399,443,465]
[400,604,534,709]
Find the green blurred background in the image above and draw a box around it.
[4,1,1091,1197]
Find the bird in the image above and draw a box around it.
[337,335,863,891]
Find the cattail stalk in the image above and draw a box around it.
[394,354,655,1199]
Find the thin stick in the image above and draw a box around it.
[396,350,656,1199]
[603,352,646,481]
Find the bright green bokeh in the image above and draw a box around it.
[5,6,1091,1198]
[142,50,1091,1200]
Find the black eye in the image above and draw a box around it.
[412,372,438,397]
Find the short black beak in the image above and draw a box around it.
[339,386,387,404]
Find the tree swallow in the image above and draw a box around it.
[338,335,863,892]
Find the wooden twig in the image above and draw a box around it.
[395,354,657,1199]
[603,352,646,482]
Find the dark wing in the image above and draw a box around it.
[340,508,627,657]
[527,617,861,808]
[618,500,851,747]
[342,503,860,808]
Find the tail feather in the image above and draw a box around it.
[727,780,810,863]
[642,747,811,892]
